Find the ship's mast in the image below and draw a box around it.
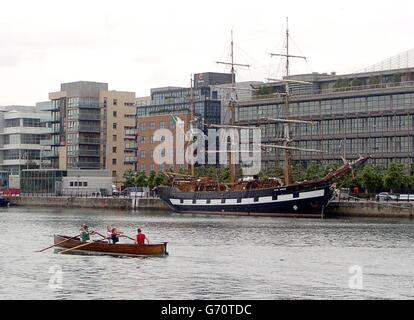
[270,17,307,185]
[190,75,196,177]
[217,30,250,184]
[283,18,291,185]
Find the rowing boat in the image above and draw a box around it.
[54,235,168,256]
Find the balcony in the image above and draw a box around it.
[124,157,137,164]
[125,142,137,150]
[72,162,101,169]
[69,150,101,157]
[77,113,101,121]
[76,137,102,145]
[41,150,59,158]
[125,129,136,136]
[77,125,101,133]
[40,139,54,146]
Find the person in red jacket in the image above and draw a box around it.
[136,228,150,245]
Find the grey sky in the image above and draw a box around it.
[0,0,412,105]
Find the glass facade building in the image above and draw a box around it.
[236,68,414,169]
[45,82,108,170]
[137,86,221,129]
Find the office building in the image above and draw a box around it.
[0,105,51,175]
[236,67,414,169]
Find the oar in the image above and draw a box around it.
[120,234,136,243]
[92,231,109,240]
[59,239,102,254]
[37,234,81,253]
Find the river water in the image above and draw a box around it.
[0,207,413,300]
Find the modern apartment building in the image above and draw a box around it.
[100,90,137,187]
[236,67,414,169]
[0,105,51,175]
[43,81,137,187]
[46,81,107,170]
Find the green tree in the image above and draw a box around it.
[219,167,230,183]
[368,76,380,87]
[303,163,324,181]
[147,170,156,189]
[154,172,167,187]
[360,165,384,194]
[392,73,402,84]
[384,162,406,193]
[135,171,148,187]
[123,169,136,187]
[350,78,362,88]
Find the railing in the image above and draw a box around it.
[75,138,102,144]
[251,80,414,101]
[77,125,102,133]
[40,139,53,146]
[68,150,101,157]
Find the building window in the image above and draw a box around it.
[160,121,165,129]
[113,147,117,153]
[150,122,156,130]
[113,99,118,106]
[150,136,154,144]
[113,111,117,117]
[140,150,146,158]
[112,171,117,177]
[140,123,146,131]
[113,135,117,142]
[83,182,88,187]
[113,123,117,129]
[139,136,146,144]
[112,159,117,165]
[70,182,74,187]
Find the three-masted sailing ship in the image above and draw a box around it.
[156,21,369,217]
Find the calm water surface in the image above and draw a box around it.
[0,207,413,300]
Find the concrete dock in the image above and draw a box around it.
[7,196,414,218]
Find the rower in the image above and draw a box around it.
[80,224,94,243]
[111,227,123,244]
[136,228,150,245]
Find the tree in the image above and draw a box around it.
[291,163,306,182]
[384,162,406,193]
[303,163,324,181]
[360,165,383,194]
[135,171,148,187]
[368,76,380,87]
[350,78,362,88]
[147,170,156,189]
[333,78,350,91]
[123,169,137,188]
[219,167,230,183]
[154,172,167,187]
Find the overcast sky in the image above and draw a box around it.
[0,0,413,105]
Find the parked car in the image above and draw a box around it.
[398,194,414,201]
[121,187,146,198]
[112,185,119,197]
[375,192,398,202]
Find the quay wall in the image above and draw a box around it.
[8,197,414,218]
[326,201,414,218]
[9,196,170,211]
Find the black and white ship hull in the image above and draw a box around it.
[156,183,333,217]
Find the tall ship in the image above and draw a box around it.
[156,20,369,217]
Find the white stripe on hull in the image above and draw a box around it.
[170,189,325,206]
